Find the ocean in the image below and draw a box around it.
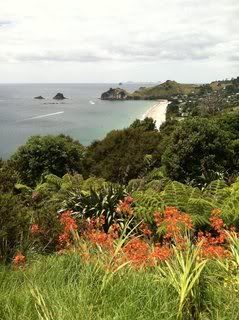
[0,83,155,159]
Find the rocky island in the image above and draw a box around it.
[53,93,66,100]
[101,88,129,100]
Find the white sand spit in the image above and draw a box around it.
[142,100,169,128]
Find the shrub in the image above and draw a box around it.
[0,194,32,262]
[162,117,233,185]
[11,134,85,186]
[84,127,161,183]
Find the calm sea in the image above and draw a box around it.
[0,83,155,159]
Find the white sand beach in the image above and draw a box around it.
[142,100,169,128]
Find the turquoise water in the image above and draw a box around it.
[0,83,154,159]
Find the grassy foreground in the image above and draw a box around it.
[1,251,239,320]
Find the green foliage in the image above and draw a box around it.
[83,127,161,183]
[62,184,127,232]
[0,194,32,262]
[158,243,207,319]
[127,179,145,192]
[130,117,157,131]
[0,254,179,320]
[162,117,233,185]
[0,161,20,193]
[11,134,85,186]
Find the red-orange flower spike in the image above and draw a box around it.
[150,245,171,262]
[116,197,133,215]
[13,252,26,266]
[158,207,193,242]
[140,222,152,237]
[30,224,41,235]
[60,211,78,232]
[200,245,229,258]
[123,238,149,267]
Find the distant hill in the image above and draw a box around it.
[101,77,239,101]
[130,80,200,99]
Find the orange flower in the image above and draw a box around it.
[60,211,78,232]
[30,224,41,235]
[155,207,193,244]
[200,245,229,258]
[13,252,26,266]
[123,238,149,267]
[150,244,171,262]
[139,222,152,237]
[58,211,78,249]
[87,230,114,250]
[116,196,134,215]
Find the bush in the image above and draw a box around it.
[11,135,85,186]
[84,127,161,184]
[0,194,32,262]
[0,161,20,193]
[162,117,233,185]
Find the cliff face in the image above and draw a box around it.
[101,88,129,100]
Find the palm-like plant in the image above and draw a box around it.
[62,184,128,232]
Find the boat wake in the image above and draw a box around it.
[89,100,95,105]
[19,111,64,121]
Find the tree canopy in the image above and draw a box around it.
[83,127,161,183]
[162,117,234,185]
[11,134,85,186]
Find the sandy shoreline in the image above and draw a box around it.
[142,99,169,128]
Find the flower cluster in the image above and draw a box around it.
[86,230,114,251]
[58,211,78,248]
[30,223,41,236]
[116,196,134,215]
[123,238,149,267]
[123,238,171,268]
[13,252,26,267]
[198,209,229,258]
[154,207,193,244]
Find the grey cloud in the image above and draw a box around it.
[108,33,224,62]
[230,54,239,61]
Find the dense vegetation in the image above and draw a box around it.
[1,81,239,319]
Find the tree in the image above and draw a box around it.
[0,160,20,193]
[161,118,233,185]
[11,135,85,186]
[83,127,161,184]
[130,117,157,131]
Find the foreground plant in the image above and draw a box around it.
[157,241,207,320]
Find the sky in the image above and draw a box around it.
[0,0,238,83]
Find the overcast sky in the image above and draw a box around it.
[0,0,238,83]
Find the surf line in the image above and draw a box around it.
[20,111,64,121]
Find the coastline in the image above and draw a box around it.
[142,99,169,128]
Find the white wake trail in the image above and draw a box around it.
[20,111,64,121]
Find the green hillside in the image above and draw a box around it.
[131,80,200,99]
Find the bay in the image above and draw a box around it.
[0,83,155,159]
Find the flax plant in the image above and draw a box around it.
[157,241,207,320]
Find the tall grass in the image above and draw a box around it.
[0,254,177,320]
[1,251,239,320]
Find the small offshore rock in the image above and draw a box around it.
[34,96,45,99]
[53,93,66,100]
